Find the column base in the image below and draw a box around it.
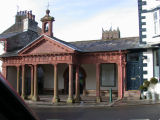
[96,97,101,103]
[32,95,40,101]
[83,90,86,96]
[74,96,81,102]
[118,97,123,100]
[21,94,26,100]
[28,95,33,99]
[67,97,74,103]
[52,96,60,103]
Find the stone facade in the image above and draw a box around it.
[102,28,120,40]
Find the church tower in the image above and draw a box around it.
[41,9,55,37]
[102,27,120,40]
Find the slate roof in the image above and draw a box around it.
[6,30,39,52]
[2,23,42,35]
[70,37,148,52]
[50,36,82,51]
[0,32,21,40]
[0,30,39,57]
[18,34,82,54]
[0,50,19,57]
[0,36,151,58]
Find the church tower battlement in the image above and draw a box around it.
[102,27,120,40]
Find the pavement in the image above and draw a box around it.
[25,95,160,108]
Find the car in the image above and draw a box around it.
[0,73,39,120]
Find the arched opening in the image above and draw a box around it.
[44,22,49,32]
[63,66,86,94]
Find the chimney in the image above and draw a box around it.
[23,10,38,32]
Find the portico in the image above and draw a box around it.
[0,9,127,103]
[1,47,126,103]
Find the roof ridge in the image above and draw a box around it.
[70,37,139,43]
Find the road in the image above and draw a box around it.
[31,104,160,120]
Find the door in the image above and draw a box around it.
[127,62,140,90]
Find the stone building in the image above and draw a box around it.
[0,9,152,103]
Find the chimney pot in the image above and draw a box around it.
[27,12,29,18]
[32,15,35,21]
[22,11,25,15]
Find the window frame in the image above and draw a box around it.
[100,63,116,87]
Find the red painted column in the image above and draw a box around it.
[21,65,26,99]
[16,65,20,94]
[28,65,34,99]
[2,64,7,79]
[117,55,124,99]
[32,64,39,101]
[52,64,60,103]
[67,64,73,103]
[96,63,101,102]
[123,63,127,91]
[74,64,81,102]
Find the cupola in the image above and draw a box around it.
[41,9,55,37]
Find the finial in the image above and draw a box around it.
[46,9,50,15]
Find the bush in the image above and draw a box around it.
[150,77,158,84]
[139,85,147,91]
[143,80,150,88]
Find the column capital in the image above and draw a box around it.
[33,64,37,66]
[16,65,20,68]
[53,63,58,66]
[68,63,74,65]
[96,63,101,66]
[2,64,6,68]
[28,64,33,67]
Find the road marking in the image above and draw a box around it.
[46,119,64,120]
[130,119,150,120]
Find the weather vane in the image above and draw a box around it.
[47,1,50,10]
[16,5,19,12]
[16,0,20,12]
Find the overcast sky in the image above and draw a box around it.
[0,0,139,41]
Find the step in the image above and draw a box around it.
[124,90,140,100]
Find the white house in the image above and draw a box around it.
[138,0,160,81]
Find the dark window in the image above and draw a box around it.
[127,53,139,61]
[100,64,116,87]
[156,50,159,66]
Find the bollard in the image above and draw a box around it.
[109,88,112,103]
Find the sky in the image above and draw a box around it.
[0,0,139,42]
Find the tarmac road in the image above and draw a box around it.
[31,104,160,120]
